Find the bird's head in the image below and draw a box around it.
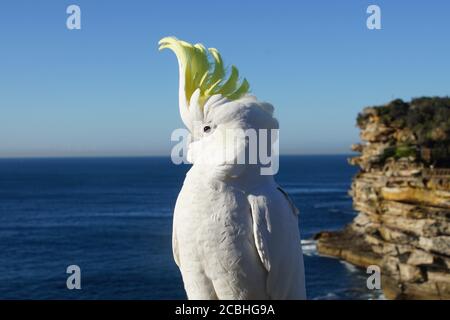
[159,37,278,177]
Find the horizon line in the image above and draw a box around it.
[0,153,356,160]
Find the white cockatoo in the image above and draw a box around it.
[159,37,306,300]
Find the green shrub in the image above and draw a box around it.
[357,97,450,147]
[394,145,416,159]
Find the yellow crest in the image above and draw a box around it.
[159,37,250,108]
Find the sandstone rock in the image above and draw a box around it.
[381,187,450,209]
[418,236,450,256]
[315,229,381,268]
[383,256,400,276]
[380,216,439,237]
[351,143,364,152]
[398,264,424,282]
[407,250,434,266]
[361,123,394,142]
[381,275,403,300]
[401,281,443,300]
[378,226,414,244]
[427,271,450,283]
[316,98,450,299]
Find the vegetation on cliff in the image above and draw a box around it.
[356,97,450,166]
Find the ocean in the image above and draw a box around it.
[0,155,383,299]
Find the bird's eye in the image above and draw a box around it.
[203,125,211,133]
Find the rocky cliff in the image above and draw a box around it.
[316,97,450,299]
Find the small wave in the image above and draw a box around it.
[97,211,173,218]
[313,289,385,300]
[281,182,349,187]
[312,292,340,300]
[373,293,387,300]
[313,201,351,209]
[283,187,348,195]
[301,239,317,256]
[339,260,359,273]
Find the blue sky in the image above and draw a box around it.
[0,0,449,157]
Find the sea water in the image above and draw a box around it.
[0,156,382,299]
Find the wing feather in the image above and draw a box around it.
[172,223,180,267]
[248,194,272,272]
[247,186,306,299]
